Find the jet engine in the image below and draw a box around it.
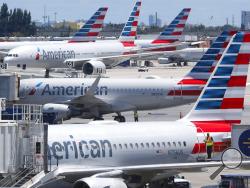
[43,103,71,124]
[73,177,127,188]
[82,60,106,75]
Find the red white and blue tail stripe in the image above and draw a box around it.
[69,7,108,43]
[152,8,191,44]
[184,32,250,124]
[119,1,141,47]
[178,31,237,86]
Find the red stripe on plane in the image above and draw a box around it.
[243,34,250,42]
[151,39,178,44]
[181,15,188,20]
[176,24,185,28]
[132,21,138,26]
[223,42,229,48]
[135,11,140,16]
[216,54,222,60]
[192,121,240,133]
[221,98,244,109]
[121,42,136,47]
[171,31,182,35]
[228,76,247,87]
[178,79,207,85]
[87,32,99,36]
[147,46,177,52]
[92,24,102,28]
[236,54,250,64]
[192,142,229,154]
[98,15,105,19]
[129,31,136,36]
[168,90,201,96]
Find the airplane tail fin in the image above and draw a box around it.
[151,8,191,44]
[178,31,237,87]
[68,7,108,43]
[118,1,142,46]
[183,32,250,124]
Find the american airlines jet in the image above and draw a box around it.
[31,32,250,188]
[17,31,236,122]
[4,5,191,76]
[4,1,142,76]
[0,7,108,53]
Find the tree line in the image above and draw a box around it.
[0,3,36,36]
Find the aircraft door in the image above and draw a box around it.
[195,127,206,160]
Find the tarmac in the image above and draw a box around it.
[5,63,250,187]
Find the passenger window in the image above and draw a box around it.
[173,142,176,147]
[130,143,133,149]
[183,141,187,147]
[124,144,128,149]
[119,144,122,149]
[168,142,171,147]
[157,142,160,147]
[135,143,139,149]
[113,144,117,150]
[141,143,144,148]
[178,141,182,147]
[162,142,166,147]
[151,143,155,148]
[146,143,150,148]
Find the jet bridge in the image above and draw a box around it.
[0,73,20,101]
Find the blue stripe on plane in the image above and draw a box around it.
[195,60,215,67]
[208,78,229,87]
[221,55,237,65]
[233,33,244,42]
[124,27,132,32]
[216,36,227,42]
[211,43,224,48]
[227,44,241,53]
[214,67,233,76]
[206,49,221,54]
[200,55,217,61]
[191,67,212,73]
[202,89,226,99]
[196,100,222,110]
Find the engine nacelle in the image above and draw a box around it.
[83,60,106,75]
[74,177,127,188]
[43,103,71,124]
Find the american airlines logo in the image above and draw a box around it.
[49,135,113,160]
[34,48,76,61]
[29,83,108,96]
[29,82,43,95]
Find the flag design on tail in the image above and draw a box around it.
[119,1,142,47]
[178,31,237,86]
[152,8,191,44]
[183,32,250,125]
[167,31,236,98]
[69,7,108,43]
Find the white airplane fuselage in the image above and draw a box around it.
[19,78,202,114]
[4,41,137,69]
[48,121,230,167]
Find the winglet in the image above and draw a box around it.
[183,32,250,124]
[119,1,142,47]
[86,75,101,96]
[152,8,191,44]
[68,7,108,43]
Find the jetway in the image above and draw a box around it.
[0,73,19,101]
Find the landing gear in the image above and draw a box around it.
[114,114,126,122]
[45,69,50,78]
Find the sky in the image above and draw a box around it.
[1,0,249,26]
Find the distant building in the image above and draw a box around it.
[149,15,155,26]
[148,13,162,27]
[241,11,250,30]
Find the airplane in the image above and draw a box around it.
[0,7,108,54]
[3,5,191,77]
[16,31,236,122]
[3,1,142,77]
[31,31,250,188]
[135,8,191,49]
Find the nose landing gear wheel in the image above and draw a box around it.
[114,116,126,122]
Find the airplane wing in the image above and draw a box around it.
[33,160,250,186]
[64,43,187,69]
